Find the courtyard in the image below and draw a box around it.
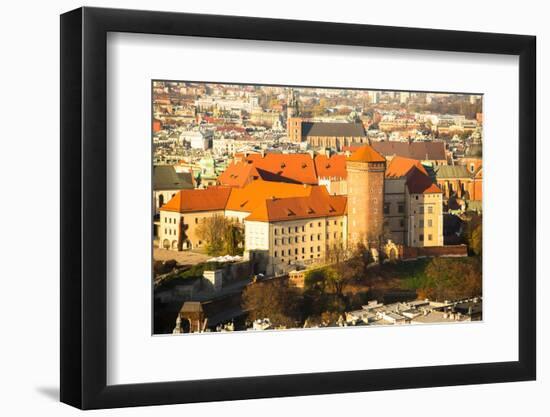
[153,247,211,266]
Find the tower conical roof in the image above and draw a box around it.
[347,145,386,163]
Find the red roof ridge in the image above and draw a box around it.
[314,154,347,179]
[386,155,428,178]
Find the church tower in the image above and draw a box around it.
[286,88,299,119]
[346,145,386,248]
[286,88,302,142]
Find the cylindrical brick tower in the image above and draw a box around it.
[346,145,386,248]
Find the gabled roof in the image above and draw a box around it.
[243,153,318,184]
[347,145,386,163]
[246,186,347,222]
[217,161,260,188]
[372,141,446,161]
[225,180,313,213]
[314,154,347,179]
[161,186,232,213]
[302,122,366,138]
[153,165,195,190]
[386,156,428,178]
[434,165,471,179]
[406,166,442,194]
[161,180,348,223]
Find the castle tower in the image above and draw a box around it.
[346,145,386,248]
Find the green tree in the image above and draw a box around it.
[467,223,482,256]
[421,258,482,301]
[464,215,482,256]
[196,216,243,256]
[224,223,244,256]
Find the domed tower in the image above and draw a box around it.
[346,145,386,248]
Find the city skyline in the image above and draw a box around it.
[152,80,483,335]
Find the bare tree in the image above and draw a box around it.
[242,279,301,328]
[325,239,355,296]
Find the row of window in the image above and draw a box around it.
[383,203,435,215]
[415,194,439,200]
[164,228,176,236]
[273,220,342,235]
[418,234,433,242]
[274,246,322,258]
[278,253,322,265]
[190,216,240,225]
[274,232,343,245]
[163,217,177,224]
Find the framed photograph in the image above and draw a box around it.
[60,6,536,410]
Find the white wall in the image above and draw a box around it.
[0,0,546,416]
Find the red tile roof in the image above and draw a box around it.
[160,186,232,213]
[406,167,442,194]
[161,180,347,222]
[314,154,347,179]
[342,145,362,153]
[217,161,261,188]
[347,145,386,163]
[243,153,318,184]
[246,186,347,222]
[386,156,428,178]
[225,180,313,213]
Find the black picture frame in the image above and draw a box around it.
[60,6,536,410]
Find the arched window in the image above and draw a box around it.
[158,194,164,208]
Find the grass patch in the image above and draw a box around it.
[378,258,430,290]
[402,273,433,290]
[378,257,480,291]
